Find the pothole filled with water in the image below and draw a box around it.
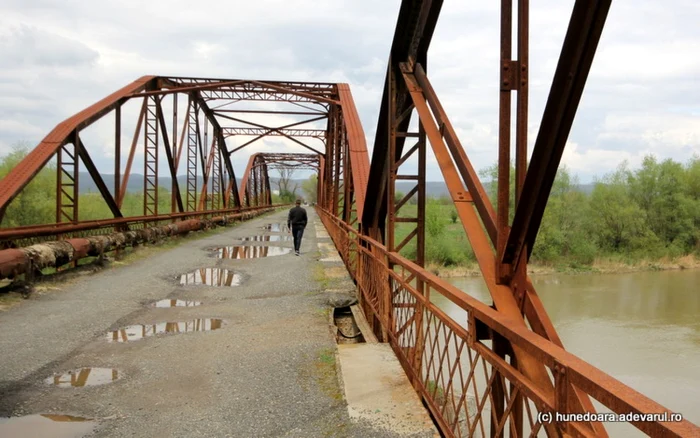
[106,319,224,343]
[239,235,291,242]
[214,245,292,259]
[261,223,289,232]
[151,299,202,308]
[0,414,95,437]
[45,368,120,388]
[179,268,241,287]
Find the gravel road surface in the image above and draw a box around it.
[0,209,428,437]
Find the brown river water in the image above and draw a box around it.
[441,269,700,434]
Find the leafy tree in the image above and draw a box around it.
[685,156,700,252]
[0,145,56,227]
[425,199,445,238]
[302,174,318,203]
[589,165,656,253]
[686,155,700,200]
[532,167,596,264]
[479,161,517,222]
[627,155,699,253]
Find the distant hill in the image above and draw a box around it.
[577,183,595,194]
[75,173,452,197]
[76,173,595,198]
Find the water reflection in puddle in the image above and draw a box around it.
[151,299,202,308]
[46,368,119,387]
[0,414,94,437]
[239,235,291,242]
[214,245,292,259]
[180,268,241,287]
[106,319,223,343]
[262,223,289,232]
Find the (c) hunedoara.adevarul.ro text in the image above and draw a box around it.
[537,411,684,424]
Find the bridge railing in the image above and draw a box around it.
[317,206,696,438]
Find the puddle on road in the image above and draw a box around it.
[239,235,291,242]
[151,299,202,308]
[214,245,292,259]
[0,414,95,437]
[106,318,223,343]
[45,368,120,387]
[262,223,289,233]
[180,268,241,287]
[44,368,119,388]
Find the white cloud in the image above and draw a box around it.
[0,0,698,185]
[561,141,636,175]
[0,24,98,68]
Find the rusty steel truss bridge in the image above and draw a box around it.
[0,1,697,437]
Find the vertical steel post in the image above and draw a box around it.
[56,145,63,222]
[143,96,159,216]
[172,93,178,213]
[497,0,513,283]
[342,130,354,224]
[384,64,397,343]
[333,108,342,216]
[115,105,121,202]
[318,157,325,208]
[386,65,397,255]
[417,124,426,267]
[515,0,529,205]
[57,135,79,224]
[73,131,80,224]
[212,135,221,210]
[186,97,199,212]
[325,109,335,211]
[512,12,529,434]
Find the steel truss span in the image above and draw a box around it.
[0,1,697,436]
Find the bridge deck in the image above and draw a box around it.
[0,210,430,437]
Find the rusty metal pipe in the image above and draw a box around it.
[0,208,275,280]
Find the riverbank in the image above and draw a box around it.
[426,254,700,278]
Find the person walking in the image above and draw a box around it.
[287,199,308,256]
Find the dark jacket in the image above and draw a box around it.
[287,206,308,229]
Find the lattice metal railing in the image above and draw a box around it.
[316,206,694,438]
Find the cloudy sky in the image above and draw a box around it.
[1,0,699,183]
